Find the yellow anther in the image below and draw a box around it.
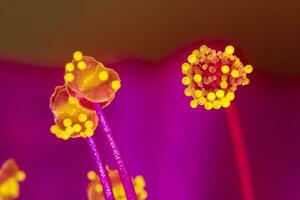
[181,77,191,85]
[73,51,83,61]
[65,63,75,72]
[87,171,97,181]
[194,90,202,98]
[184,88,193,96]
[207,92,216,101]
[231,69,240,78]
[199,45,207,53]
[73,124,82,133]
[245,65,253,73]
[98,71,109,81]
[85,129,94,137]
[225,45,235,55]
[64,73,75,82]
[134,176,146,188]
[50,125,60,134]
[221,75,228,81]
[221,65,230,74]
[95,184,103,193]
[193,74,202,83]
[212,100,222,109]
[78,113,88,122]
[190,99,198,109]
[187,54,197,64]
[111,80,121,91]
[85,120,94,129]
[220,81,228,89]
[221,97,231,108]
[204,102,213,110]
[68,96,79,105]
[181,63,191,73]
[192,50,200,55]
[15,171,26,182]
[79,132,85,137]
[242,78,250,85]
[62,133,70,140]
[77,61,87,70]
[226,92,235,101]
[198,97,207,105]
[63,118,73,127]
[65,127,74,135]
[216,90,225,98]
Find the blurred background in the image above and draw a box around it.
[0,0,299,73]
[0,1,300,200]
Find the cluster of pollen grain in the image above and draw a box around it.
[0,160,26,200]
[87,168,147,200]
[182,45,253,110]
[50,86,98,140]
[64,51,121,108]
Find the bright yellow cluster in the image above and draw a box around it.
[182,45,253,110]
[87,168,147,200]
[64,51,121,108]
[0,160,26,200]
[49,86,98,140]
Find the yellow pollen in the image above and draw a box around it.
[65,127,74,135]
[212,100,222,109]
[87,171,97,181]
[190,99,198,109]
[221,65,230,74]
[231,69,240,78]
[65,63,75,72]
[73,51,83,61]
[111,80,121,91]
[245,65,253,73]
[68,96,79,105]
[199,45,207,53]
[77,61,86,70]
[182,77,191,85]
[220,81,228,89]
[187,54,197,64]
[15,171,26,182]
[225,45,235,55]
[78,113,88,122]
[95,184,103,193]
[181,63,191,73]
[99,71,109,81]
[207,92,216,101]
[85,128,94,137]
[221,97,231,108]
[134,176,146,188]
[85,120,94,129]
[204,102,213,110]
[63,118,72,127]
[50,125,60,134]
[216,90,225,98]
[194,90,202,98]
[193,74,202,83]
[73,124,82,133]
[226,92,235,101]
[184,88,193,96]
[198,97,207,105]
[242,78,250,85]
[64,73,75,82]
[192,50,200,55]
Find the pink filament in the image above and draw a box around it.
[87,137,115,200]
[94,103,137,200]
[226,103,255,200]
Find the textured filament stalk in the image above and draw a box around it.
[87,137,115,200]
[226,103,255,200]
[94,103,137,200]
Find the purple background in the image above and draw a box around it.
[0,43,299,200]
